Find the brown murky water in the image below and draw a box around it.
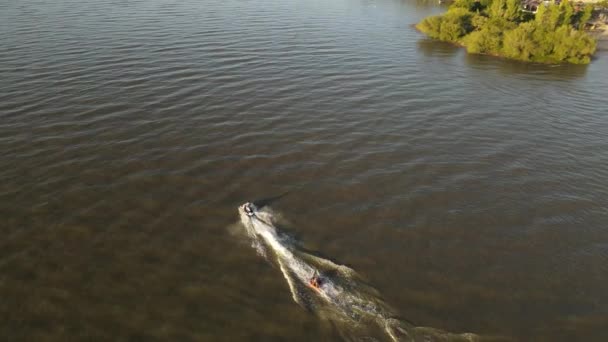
[1,0,608,341]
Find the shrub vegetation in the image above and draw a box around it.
[416,0,596,64]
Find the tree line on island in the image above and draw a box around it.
[417,0,597,64]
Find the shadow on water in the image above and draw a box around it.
[464,53,590,80]
[416,38,461,59]
[417,37,589,79]
[252,192,291,210]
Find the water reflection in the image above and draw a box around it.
[417,38,461,58]
[464,53,589,79]
[416,37,589,79]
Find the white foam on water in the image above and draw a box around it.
[237,202,481,342]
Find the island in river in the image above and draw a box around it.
[416,0,605,64]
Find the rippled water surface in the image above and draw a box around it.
[2,0,608,340]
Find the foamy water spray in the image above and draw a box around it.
[237,202,481,342]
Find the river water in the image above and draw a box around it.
[1,0,608,341]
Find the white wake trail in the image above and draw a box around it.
[237,202,481,342]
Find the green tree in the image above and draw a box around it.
[532,26,555,58]
[578,4,593,30]
[488,0,520,21]
[502,22,537,60]
[465,26,503,53]
[559,0,574,26]
[550,24,596,63]
[505,0,521,21]
[416,0,597,64]
[471,13,489,30]
[417,15,444,39]
[547,3,563,30]
[488,0,506,18]
[452,0,477,11]
[440,8,474,41]
[535,3,547,24]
